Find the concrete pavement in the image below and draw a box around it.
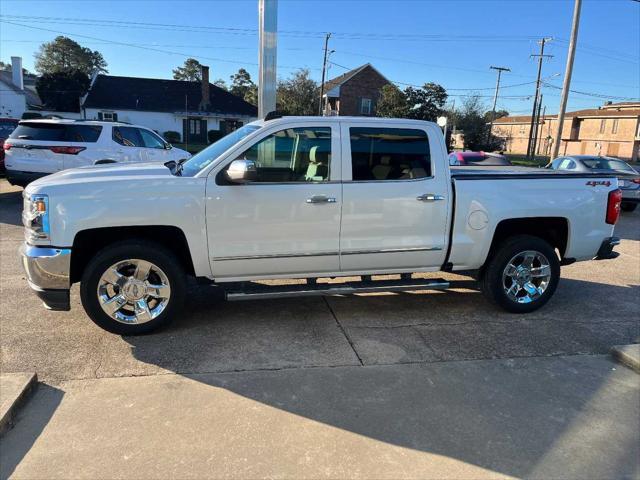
[1,355,638,479]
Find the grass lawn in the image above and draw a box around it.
[505,154,550,168]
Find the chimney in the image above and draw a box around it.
[199,65,210,111]
[11,56,24,90]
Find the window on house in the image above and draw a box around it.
[599,119,606,134]
[350,127,431,181]
[519,124,525,134]
[189,119,201,135]
[612,119,619,134]
[360,98,372,115]
[98,112,118,122]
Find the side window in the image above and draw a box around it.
[65,125,102,142]
[139,129,166,149]
[350,127,431,181]
[113,126,143,147]
[225,127,331,183]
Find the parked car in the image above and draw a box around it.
[0,117,20,172]
[20,116,622,334]
[548,155,640,212]
[4,119,190,187]
[449,151,511,166]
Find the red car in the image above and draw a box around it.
[0,118,20,171]
[449,151,512,166]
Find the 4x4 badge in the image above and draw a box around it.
[586,180,611,187]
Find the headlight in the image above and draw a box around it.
[22,193,50,243]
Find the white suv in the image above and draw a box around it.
[4,119,190,187]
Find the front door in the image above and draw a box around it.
[111,126,147,163]
[339,123,450,272]
[206,123,342,279]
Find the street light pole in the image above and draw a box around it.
[258,0,278,118]
[551,0,582,160]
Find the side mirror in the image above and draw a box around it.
[164,142,173,150]
[225,159,257,184]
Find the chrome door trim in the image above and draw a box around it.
[341,246,443,256]
[213,251,339,261]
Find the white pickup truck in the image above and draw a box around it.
[20,115,622,334]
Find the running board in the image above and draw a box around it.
[225,278,450,301]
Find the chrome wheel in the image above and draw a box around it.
[502,250,551,304]
[97,259,171,324]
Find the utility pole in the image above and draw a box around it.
[551,0,582,160]
[487,66,510,142]
[532,95,543,159]
[318,33,331,115]
[535,104,547,157]
[526,37,553,159]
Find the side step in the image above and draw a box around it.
[226,278,450,301]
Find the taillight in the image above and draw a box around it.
[2,142,12,151]
[50,146,86,154]
[606,189,622,225]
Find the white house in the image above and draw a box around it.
[82,66,257,144]
[0,56,82,120]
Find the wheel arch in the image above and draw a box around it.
[70,225,196,284]
[485,217,570,266]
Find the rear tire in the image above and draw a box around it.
[621,202,637,212]
[80,240,186,335]
[480,235,560,313]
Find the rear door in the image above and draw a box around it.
[111,126,146,163]
[339,121,450,272]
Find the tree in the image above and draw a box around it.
[454,96,503,151]
[484,109,509,122]
[276,69,318,115]
[229,68,256,100]
[35,36,107,75]
[376,84,409,118]
[404,82,447,121]
[213,78,227,89]
[36,70,90,112]
[173,58,202,81]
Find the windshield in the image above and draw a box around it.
[582,158,635,173]
[179,124,261,177]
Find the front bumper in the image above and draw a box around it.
[19,243,71,311]
[595,236,620,261]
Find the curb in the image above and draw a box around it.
[611,344,640,374]
[0,372,38,437]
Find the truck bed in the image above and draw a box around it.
[450,165,617,179]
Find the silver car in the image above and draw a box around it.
[548,155,640,212]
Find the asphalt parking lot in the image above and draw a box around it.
[1,178,638,384]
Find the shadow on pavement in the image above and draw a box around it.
[0,190,22,227]
[114,277,639,478]
[0,385,64,479]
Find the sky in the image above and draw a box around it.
[0,0,638,115]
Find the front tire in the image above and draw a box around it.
[480,235,560,313]
[80,240,186,335]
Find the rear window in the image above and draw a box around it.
[9,123,102,142]
[0,121,18,139]
[350,127,431,181]
[582,158,634,172]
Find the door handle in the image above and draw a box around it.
[417,193,445,202]
[306,195,337,204]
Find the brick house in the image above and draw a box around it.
[492,102,640,162]
[321,64,391,116]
